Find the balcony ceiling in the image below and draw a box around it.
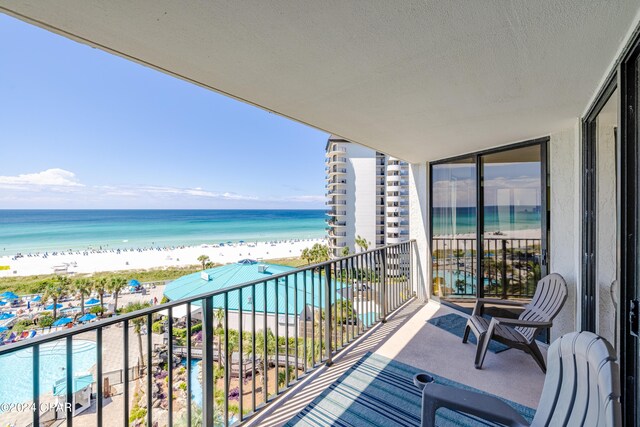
[1,1,639,162]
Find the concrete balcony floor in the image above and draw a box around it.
[249,299,545,427]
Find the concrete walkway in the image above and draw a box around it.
[247,299,545,427]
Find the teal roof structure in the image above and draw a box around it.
[164,261,341,315]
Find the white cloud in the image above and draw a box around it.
[0,169,324,208]
[0,168,84,187]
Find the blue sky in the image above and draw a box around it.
[0,14,329,209]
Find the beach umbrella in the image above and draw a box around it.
[129,279,140,287]
[31,295,42,302]
[52,317,73,327]
[239,240,245,243]
[0,312,15,320]
[0,301,6,306]
[78,313,96,322]
[85,298,100,306]
[0,291,18,300]
[0,326,7,333]
[45,303,63,310]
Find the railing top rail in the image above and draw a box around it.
[0,240,415,356]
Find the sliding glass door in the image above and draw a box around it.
[431,140,548,311]
[431,157,477,303]
[481,145,544,301]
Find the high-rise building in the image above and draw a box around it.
[325,135,410,257]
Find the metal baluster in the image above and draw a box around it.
[66,336,73,427]
[224,293,229,427]
[285,275,290,388]
[324,263,333,366]
[146,314,152,427]
[336,261,342,349]
[168,307,173,427]
[186,302,192,427]
[239,288,243,421]
[381,248,387,323]
[303,271,308,373]
[275,278,280,396]
[294,273,299,382]
[32,344,40,427]
[263,282,268,404]
[123,319,129,427]
[203,297,215,427]
[311,271,316,367]
[97,328,103,427]
[251,284,256,414]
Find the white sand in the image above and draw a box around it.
[434,228,542,240]
[0,239,325,277]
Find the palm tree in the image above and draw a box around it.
[43,276,69,319]
[74,278,92,313]
[109,277,127,312]
[197,255,210,270]
[121,302,152,372]
[355,235,369,252]
[341,246,350,257]
[94,277,108,313]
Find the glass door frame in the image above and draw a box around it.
[619,28,640,427]
[429,137,550,308]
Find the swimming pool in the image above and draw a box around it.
[0,339,97,410]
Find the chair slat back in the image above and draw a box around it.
[515,273,567,342]
[532,332,621,427]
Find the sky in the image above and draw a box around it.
[0,14,329,209]
[432,162,541,207]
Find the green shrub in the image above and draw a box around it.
[128,405,146,423]
[191,323,202,334]
[160,296,169,304]
[178,381,187,391]
[39,315,54,328]
[89,305,104,314]
[152,320,164,334]
[12,319,34,333]
[173,328,187,345]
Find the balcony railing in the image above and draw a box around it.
[432,237,541,299]
[0,243,414,427]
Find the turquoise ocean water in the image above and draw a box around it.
[0,210,326,256]
[432,205,541,236]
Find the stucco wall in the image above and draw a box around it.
[409,162,429,301]
[549,123,581,340]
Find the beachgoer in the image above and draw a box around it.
[154,297,158,305]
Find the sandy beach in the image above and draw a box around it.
[0,238,325,278]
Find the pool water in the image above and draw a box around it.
[0,339,97,410]
[181,359,203,407]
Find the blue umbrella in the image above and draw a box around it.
[129,279,140,287]
[31,295,42,302]
[0,291,18,300]
[0,313,15,320]
[78,313,96,322]
[52,317,73,327]
[45,303,63,310]
[0,326,7,333]
[85,298,100,306]
[0,301,6,306]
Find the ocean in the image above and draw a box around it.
[432,205,541,236]
[0,210,326,256]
